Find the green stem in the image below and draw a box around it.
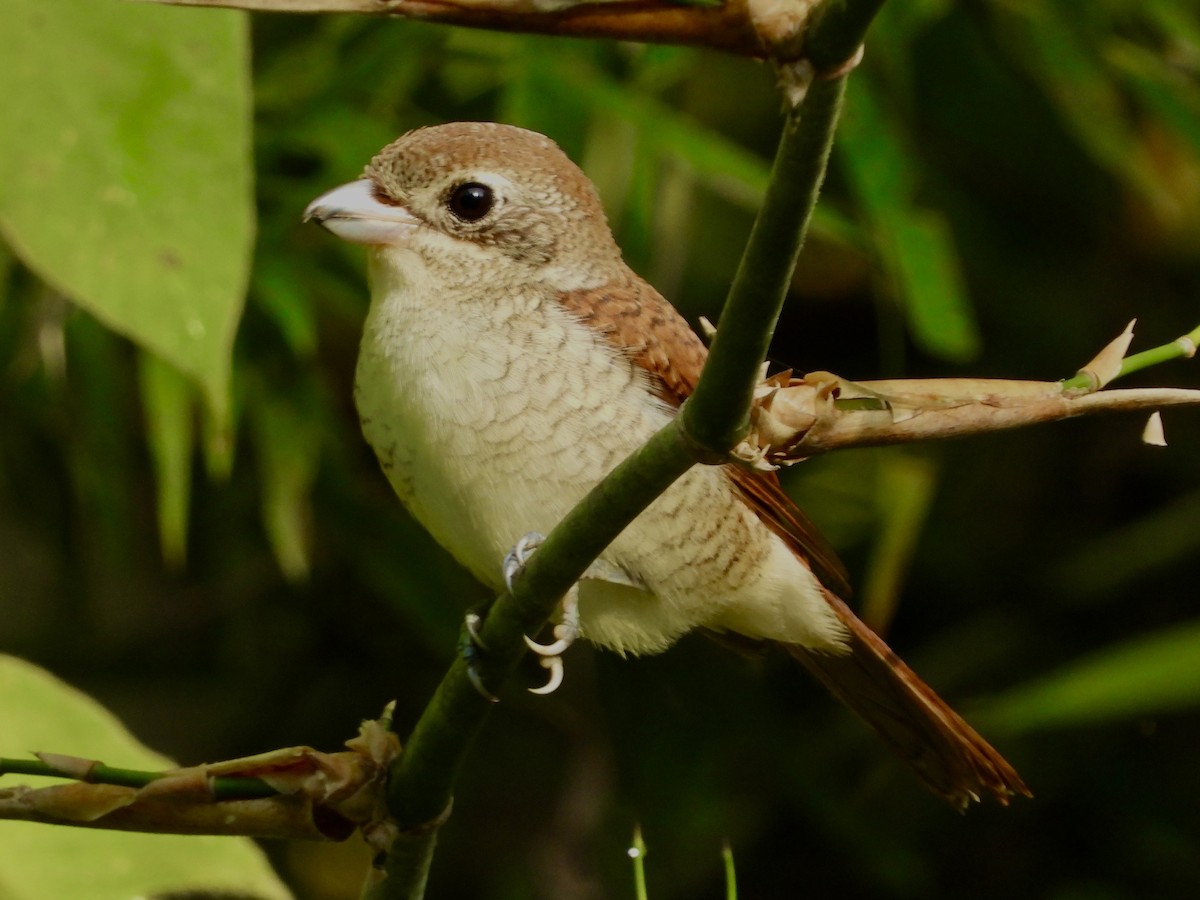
[632,825,648,900]
[0,757,277,801]
[805,0,888,72]
[722,840,738,900]
[1060,323,1200,392]
[682,73,848,451]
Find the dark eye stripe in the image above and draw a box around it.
[369,183,404,207]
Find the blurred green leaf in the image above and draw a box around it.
[248,383,321,582]
[889,209,982,360]
[722,839,738,900]
[839,76,981,361]
[1104,38,1200,253]
[0,243,11,308]
[1107,42,1200,157]
[0,0,253,421]
[581,111,640,231]
[1053,488,1200,599]
[560,58,770,203]
[860,453,938,633]
[137,351,196,568]
[282,106,403,197]
[1145,0,1200,48]
[535,58,858,243]
[62,312,142,559]
[981,618,1200,734]
[254,18,370,112]
[627,44,699,95]
[253,256,319,360]
[0,655,291,900]
[839,96,908,206]
[994,3,1154,196]
[648,157,699,299]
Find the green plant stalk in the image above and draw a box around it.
[632,825,648,900]
[0,757,277,800]
[805,0,888,71]
[722,840,738,900]
[683,74,848,451]
[1060,323,1200,392]
[367,829,437,900]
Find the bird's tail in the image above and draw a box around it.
[787,590,1029,809]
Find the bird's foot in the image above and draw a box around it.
[459,604,499,703]
[523,586,580,695]
[502,531,544,590]
[503,531,580,696]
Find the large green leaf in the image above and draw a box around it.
[0,655,292,900]
[0,0,253,419]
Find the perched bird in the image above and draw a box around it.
[305,121,1028,808]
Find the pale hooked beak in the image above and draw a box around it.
[303,178,420,245]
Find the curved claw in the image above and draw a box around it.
[467,664,500,703]
[524,632,573,658]
[461,611,498,703]
[523,587,580,658]
[528,655,564,695]
[503,531,545,591]
[501,539,581,698]
[465,611,487,650]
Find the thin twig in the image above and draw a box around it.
[0,756,277,800]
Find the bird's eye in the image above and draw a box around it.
[447,182,494,222]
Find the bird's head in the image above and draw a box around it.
[305,121,624,289]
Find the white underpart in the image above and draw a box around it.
[355,245,848,656]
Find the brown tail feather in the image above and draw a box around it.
[787,590,1030,809]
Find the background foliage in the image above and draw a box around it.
[1,1,1199,897]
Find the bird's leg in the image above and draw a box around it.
[460,530,569,702]
[502,532,581,696]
